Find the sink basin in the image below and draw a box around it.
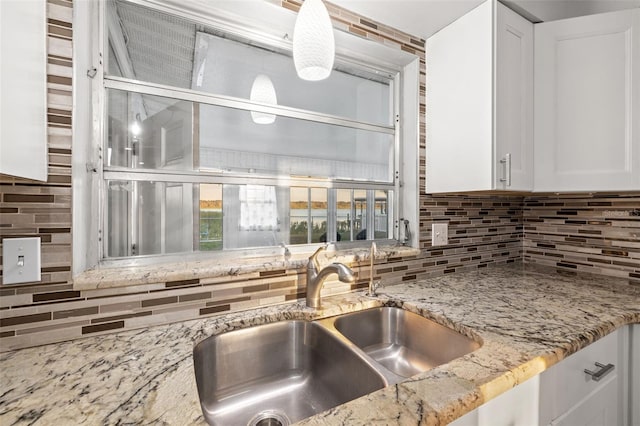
[193,320,386,426]
[329,307,480,378]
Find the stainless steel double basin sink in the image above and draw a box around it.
[193,307,480,426]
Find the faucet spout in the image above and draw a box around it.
[306,251,355,308]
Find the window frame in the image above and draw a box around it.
[80,0,418,271]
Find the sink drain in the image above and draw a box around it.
[248,410,290,426]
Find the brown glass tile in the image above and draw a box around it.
[281,2,300,12]
[200,305,230,315]
[48,18,72,28]
[91,311,152,324]
[285,291,305,301]
[259,270,287,278]
[82,321,125,334]
[141,296,178,308]
[164,278,199,288]
[33,290,80,302]
[37,227,70,233]
[3,194,54,203]
[578,229,602,235]
[41,266,71,273]
[602,249,629,257]
[359,18,377,29]
[557,262,578,269]
[0,330,16,338]
[0,312,51,327]
[47,75,72,86]
[48,25,72,38]
[178,292,211,302]
[0,208,19,213]
[205,296,250,307]
[349,25,367,37]
[52,306,98,320]
[47,175,72,184]
[269,280,295,290]
[242,284,269,293]
[49,148,72,155]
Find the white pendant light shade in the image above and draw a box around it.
[250,74,277,124]
[293,0,335,81]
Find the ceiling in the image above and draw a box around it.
[329,0,640,39]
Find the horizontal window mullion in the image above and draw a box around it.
[104,76,395,135]
[103,168,395,190]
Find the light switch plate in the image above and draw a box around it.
[432,223,448,246]
[2,237,41,284]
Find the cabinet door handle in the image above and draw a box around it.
[499,153,511,187]
[584,362,615,381]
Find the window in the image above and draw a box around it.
[86,0,418,266]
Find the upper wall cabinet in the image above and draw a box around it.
[534,9,640,192]
[0,0,48,182]
[426,0,533,193]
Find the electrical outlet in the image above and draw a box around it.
[2,237,41,284]
[432,223,448,246]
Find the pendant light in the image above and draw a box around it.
[250,74,277,124]
[293,0,335,81]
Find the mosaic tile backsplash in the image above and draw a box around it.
[0,0,638,351]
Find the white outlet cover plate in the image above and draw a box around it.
[432,223,448,246]
[2,237,41,284]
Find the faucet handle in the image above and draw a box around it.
[309,245,327,270]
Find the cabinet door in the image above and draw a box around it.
[0,0,48,181]
[550,377,618,426]
[449,375,540,426]
[539,328,627,426]
[495,3,533,191]
[534,9,640,192]
[426,0,493,193]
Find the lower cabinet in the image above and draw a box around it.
[451,327,632,426]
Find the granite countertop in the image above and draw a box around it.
[1,263,639,425]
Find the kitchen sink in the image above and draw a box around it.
[194,307,481,425]
[193,320,387,426]
[325,307,481,378]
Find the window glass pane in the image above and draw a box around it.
[337,189,352,242]
[289,187,327,244]
[374,190,391,239]
[200,184,223,251]
[107,89,394,182]
[289,187,309,245]
[199,103,393,181]
[353,190,368,240]
[106,0,392,126]
[107,180,195,257]
[222,184,288,249]
[310,188,327,243]
[106,90,194,170]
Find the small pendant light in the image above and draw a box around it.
[293,0,335,81]
[250,74,278,124]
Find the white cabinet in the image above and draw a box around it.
[539,328,628,426]
[0,0,48,181]
[450,327,630,426]
[534,9,640,192]
[449,375,540,426]
[631,325,640,426]
[426,0,533,193]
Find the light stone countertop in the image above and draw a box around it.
[1,263,639,425]
[73,245,421,290]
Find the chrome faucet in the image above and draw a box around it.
[306,246,355,308]
[366,242,382,297]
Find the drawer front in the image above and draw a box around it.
[539,329,621,425]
